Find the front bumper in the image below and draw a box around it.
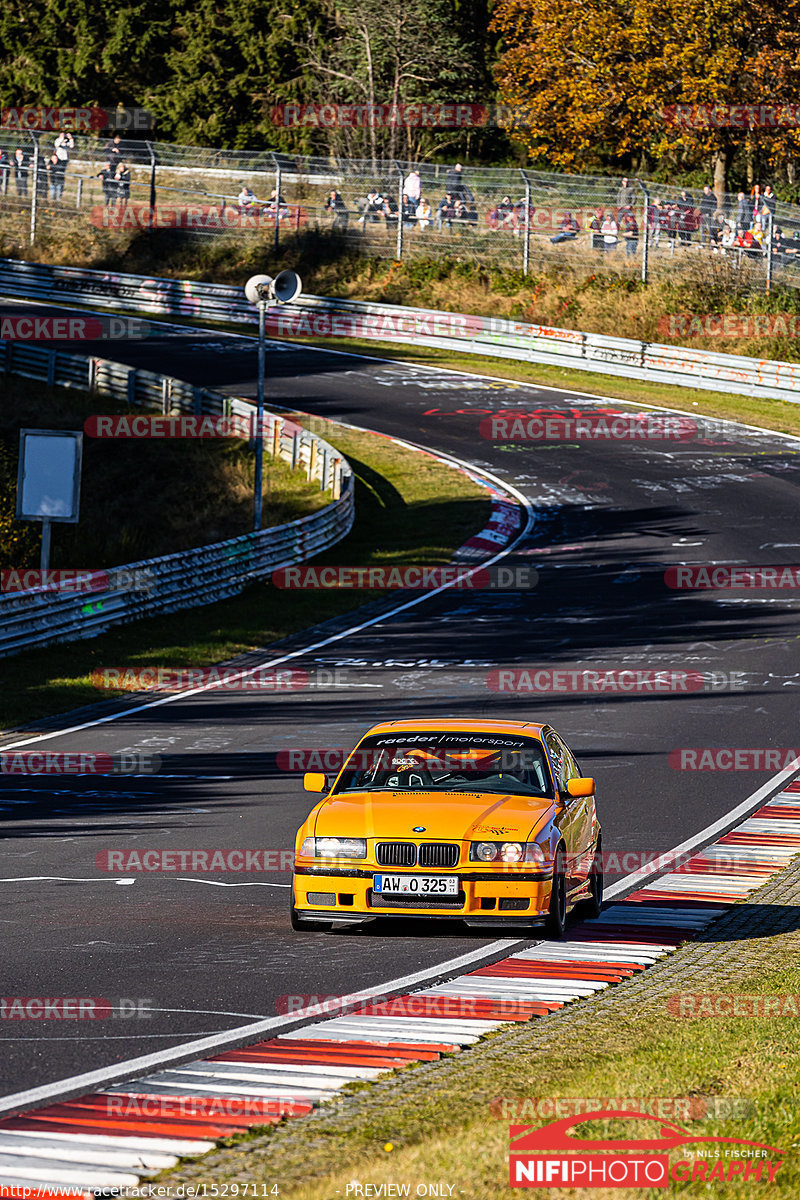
[292,865,553,922]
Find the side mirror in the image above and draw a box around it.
[566,777,596,799]
[304,771,329,793]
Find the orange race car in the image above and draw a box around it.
[291,718,602,934]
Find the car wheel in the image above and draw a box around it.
[544,845,567,938]
[577,837,603,919]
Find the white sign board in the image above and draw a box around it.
[16,429,83,523]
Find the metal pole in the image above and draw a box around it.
[40,519,51,571]
[766,210,773,293]
[254,298,266,531]
[147,140,156,234]
[29,136,40,245]
[637,181,649,284]
[76,177,83,209]
[396,163,404,260]
[520,169,531,275]
[274,157,282,254]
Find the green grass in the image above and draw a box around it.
[152,906,800,1199]
[0,423,489,731]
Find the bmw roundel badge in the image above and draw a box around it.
[413,826,426,832]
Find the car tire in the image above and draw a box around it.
[577,837,603,919]
[543,845,567,938]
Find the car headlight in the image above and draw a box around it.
[470,841,547,866]
[300,836,367,859]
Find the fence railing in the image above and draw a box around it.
[2,135,799,293]
[2,256,800,404]
[0,339,354,658]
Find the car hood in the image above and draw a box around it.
[314,790,555,842]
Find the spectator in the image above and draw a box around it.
[104,133,122,159]
[46,152,66,201]
[709,210,726,251]
[403,170,421,206]
[489,195,517,231]
[648,197,667,248]
[667,203,680,246]
[113,161,130,210]
[54,131,74,163]
[619,204,639,255]
[452,197,468,225]
[416,196,432,231]
[324,189,348,230]
[762,185,776,219]
[0,149,9,193]
[616,176,635,208]
[677,190,694,244]
[358,189,384,225]
[601,212,618,251]
[445,162,473,203]
[13,147,29,197]
[735,191,749,232]
[98,160,116,206]
[750,183,761,223]
[465,202,479,226]
[237,185,257,212]
[550,211,579,243]
[436,192,456,231]
[699,185,716,246]
[588,207,604,250]
[382,194,398,230]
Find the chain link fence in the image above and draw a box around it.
[2,132,800,294]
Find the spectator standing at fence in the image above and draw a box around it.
[54,131,74,164]
[358,189,384,225]
[601,212,618,251]
[113,161,130,210]
[445,162,473,203]
[46,152,66,200]
[648,197,666,248]
[736,191,748,232]
[618,204,638,255]
[416,196,432,231]
[762,185,776,218]
[699,185,716,246]
[403,170,421,206]
[98,161,116,206]
[13,147,29,197]
[677,189,694,244]
[104,133,122,159]
[382,194,398,232]
[616,176,635,208]
[0,149,9,194]
[709,210,726,251]
[750,183,761,223]
[324,189,348,230]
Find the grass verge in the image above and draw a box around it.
[0,422,490,731]
[153,882,800,1199]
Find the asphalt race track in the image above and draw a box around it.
[2,306,800,1101]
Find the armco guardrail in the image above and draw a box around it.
[2,257,800,403]
[0,341,353,658]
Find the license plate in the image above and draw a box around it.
[373,874,459,896]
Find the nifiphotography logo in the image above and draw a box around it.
[508,1110,784,1188]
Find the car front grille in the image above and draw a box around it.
[369,889,465,909]
[376,841,416,867]
[417,842,460,868]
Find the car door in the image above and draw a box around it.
[543,730,593,894]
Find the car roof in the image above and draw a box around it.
[360,719,548,736]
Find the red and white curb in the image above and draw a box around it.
[452,489,522,561]
[1,779,798,1192]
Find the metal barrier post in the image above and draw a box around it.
[271,154,282,254]
[29,135,40,245]
[520,169,531,275]
[254,298,266,530]
[147,141,157,234]
[396,163,404,260]
[638,181,650,284]
[766,210,774,293]
[76,177,83,209]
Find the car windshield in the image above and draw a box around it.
[332,731,554,798]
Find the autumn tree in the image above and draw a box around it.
[490,0,800,193]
